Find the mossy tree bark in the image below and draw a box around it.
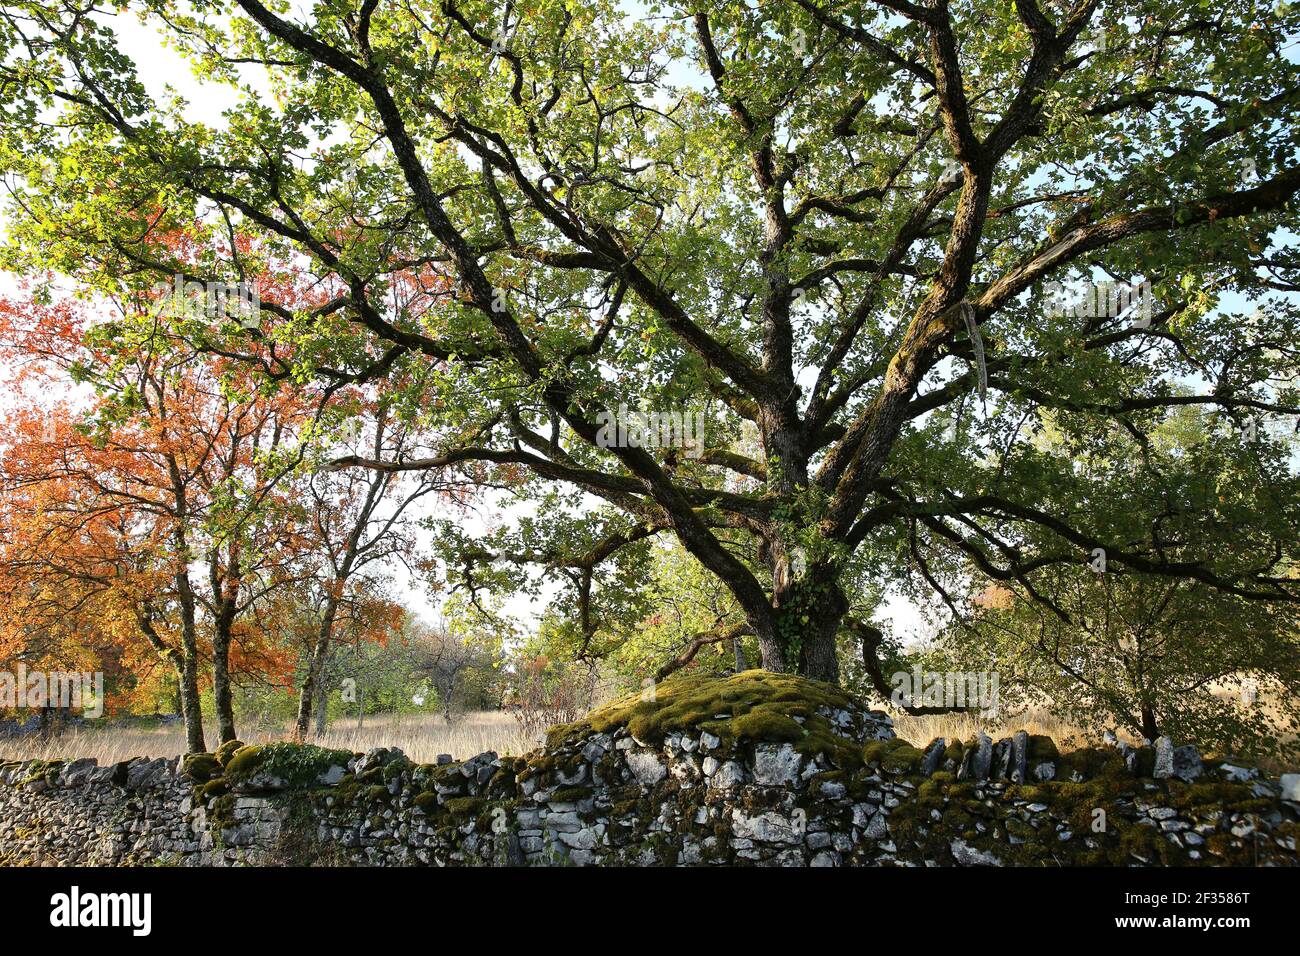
[747,572,847,684]
[168,464,207,754]
[178,648,205,754]
[137,598,205,754]
[211,627,237,745]
[208,546,241,745]
[313,676,329,737]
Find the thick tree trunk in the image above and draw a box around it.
[748,592,845,683]
[752,617,788,673]
[1140,705,1160,743]
[755,534,846,683]
[798,580,847,683]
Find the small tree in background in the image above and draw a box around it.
[0,288,320,750]
[941,572,1300,760]
[505,652,599,744]
[409,618,498,724]
[290,405,449,740]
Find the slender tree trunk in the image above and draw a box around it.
[294,656,320,741]
[166,461,205,753]
[733,636,746,673]
[211,618,237,744]
[137,594,206,753]
[175,573,206,753]
[208,546,242,744]
[294,668,315,742]
[294,599,338,740]
[314,676,329,737]
[178,648,205,752]
[209,585,238,743]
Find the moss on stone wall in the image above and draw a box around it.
[223,742,353,789]
[1,672,1296,867]
[546,669,881,769]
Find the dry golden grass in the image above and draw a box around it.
[4,698,1293,771]
[890,705,1299,773]
[0,706,1105,765]
[0,710,539,765]
[889,707,1107,752]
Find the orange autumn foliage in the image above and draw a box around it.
[0,279,367,730]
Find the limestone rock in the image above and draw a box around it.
[958,734,993,782]
[1010,731,1029,785]
[731,810,804,845]
[1282,774,1300,802]
[1171,745,1203,783]
[709,760,746,790]
[625,750,667,786]
[753,743,801,786]
[950,838,1002,867]
[920,739,946,777]
[1153,737,1175,779]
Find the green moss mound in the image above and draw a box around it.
[213,740,245,767]
[444,796,484,818]
[546,669,875,768]
[223,742,354,789]
[413,791,439,815]
[863,738,924,773]
[18,759,62,787]
[180,753,220,783]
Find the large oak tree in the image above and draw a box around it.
[2,0,1299,683]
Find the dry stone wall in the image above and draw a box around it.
[2,675,1298,867]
